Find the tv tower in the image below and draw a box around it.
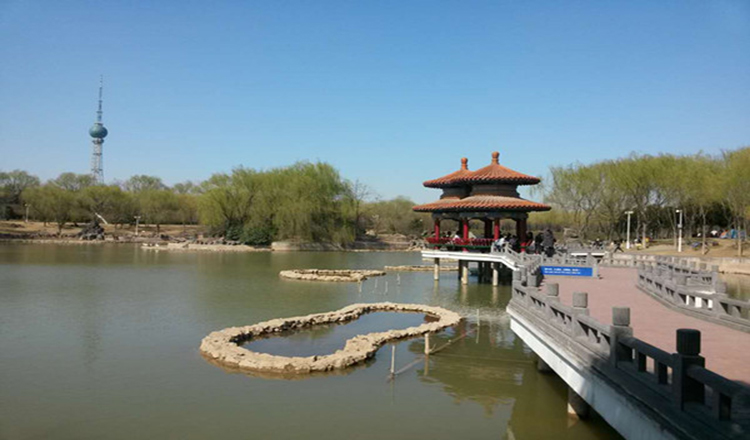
[89,76,108,183]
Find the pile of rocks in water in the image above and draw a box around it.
[78,221,105,240]
[279,269,386,282]
[199,302,462,374]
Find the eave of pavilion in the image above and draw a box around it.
[413,151,550,221]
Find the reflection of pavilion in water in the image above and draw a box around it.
[407,318,615,439]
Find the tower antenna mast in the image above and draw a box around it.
[89,75,108,183]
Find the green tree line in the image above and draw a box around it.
[1,162,427,244]
[534,147,750,255]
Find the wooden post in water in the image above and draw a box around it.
[390,345,396,376]
[424,333,430,355]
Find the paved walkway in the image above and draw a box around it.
[546,267,750,386]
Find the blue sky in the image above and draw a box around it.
[1,1,748,203]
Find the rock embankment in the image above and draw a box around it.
[200,302,462,374]
[141,242,270,252]
[384,265,458,272]
[279,269,386,282]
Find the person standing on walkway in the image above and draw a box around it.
[493,235,506,252]
[535,232,544,254]
[543,228,556,257]
[613,239,624,253]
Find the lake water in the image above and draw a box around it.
[0,244,620,439]
[722,273,750,301]
[244,311,428,357]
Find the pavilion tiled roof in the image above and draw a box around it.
[423,157,473,188]
[413,195,551,213]
[459,151,540,186]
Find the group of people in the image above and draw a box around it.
[492,228,556,257]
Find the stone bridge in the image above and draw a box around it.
[508,261,750,440]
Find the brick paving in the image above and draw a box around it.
[545,267,750,386]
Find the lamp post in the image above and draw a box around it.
[676,209,683,253]
[24,204,30,223]
[134,216,141,236]
[625,211,634,250]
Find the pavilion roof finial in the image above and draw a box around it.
[492,151,499,165]
[461,157,468,170]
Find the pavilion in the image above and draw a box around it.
[413,151,550,251]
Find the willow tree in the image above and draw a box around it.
[546,163,606,240]
[609,155,661,246]
[21,185,76,234]
[677,155,721,253]
[363,196,426,236]
[267,162,352,243]
[1,169,40,219]
[51,173,96,192]
[722,147,750,256]
[198,169,260,237]
[78,185,133,225]
[593,160,629,240]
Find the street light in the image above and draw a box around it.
[134,216,141,236]
[676,209,683,253]
[625,211,634,250]
[24,204,30,223]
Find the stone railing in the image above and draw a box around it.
[653,256,719,286]
[599,253,657,268]
[494,247,544,283]
[637,266,750,333]
[562,243,607,254]
[509,273,750,437]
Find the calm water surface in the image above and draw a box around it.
[0,244,621,439]
[721,273,750,300]
[245,312,427,357]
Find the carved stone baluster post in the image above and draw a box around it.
[673,275,687,306]
[711,265,720,288]
[572,292,589,340]
[545,283,559,323]
[609,307,633,367]
[672,329,705,409]
[712,282,728,317]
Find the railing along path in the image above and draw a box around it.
[509,271,750,438]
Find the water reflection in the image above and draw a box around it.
[721,273,750,300]
[407,317,621,438]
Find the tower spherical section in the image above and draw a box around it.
[89,123,108,139]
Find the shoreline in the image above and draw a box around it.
[0,238,421,253]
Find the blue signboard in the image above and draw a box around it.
[541,266,593,277]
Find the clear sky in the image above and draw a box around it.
[1,1,749,203]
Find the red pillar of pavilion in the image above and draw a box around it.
[516,218,527,251]
[434,219,441,238]
[493,220,500,240]
[462,219,470,240]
